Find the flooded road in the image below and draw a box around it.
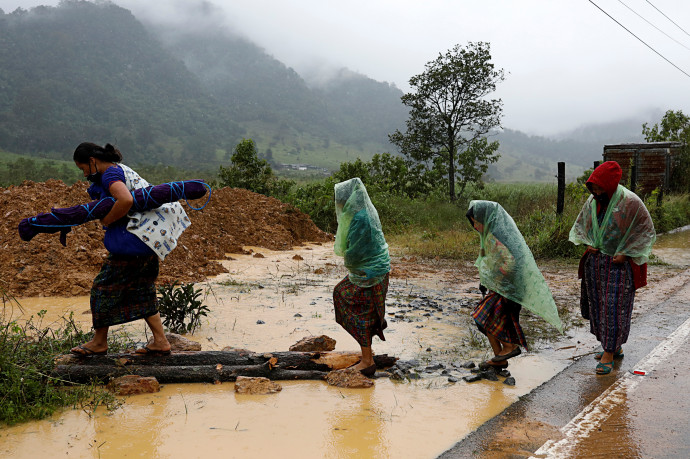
[1,242,576,458]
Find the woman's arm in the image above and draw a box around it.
[102,181,133,227]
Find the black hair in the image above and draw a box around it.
[73,142,122,164]
[466,206,475,227]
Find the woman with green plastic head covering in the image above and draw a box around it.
[570,161,656,375]
[467,200,562,370]
[333,178,391,377]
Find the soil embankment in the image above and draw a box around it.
[0,180,332,297]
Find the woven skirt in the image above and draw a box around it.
[581,252,635,353]
[472,291,528,349]
[333,273,389,347]
[91,254,160,328]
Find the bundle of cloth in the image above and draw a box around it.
[18,180,210,245]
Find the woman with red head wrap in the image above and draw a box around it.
[570,161,656,375]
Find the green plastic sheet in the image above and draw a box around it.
[469,200,563,332]
[334,178,390,287]
[569,185,656,265]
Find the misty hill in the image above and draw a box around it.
[0,1,651,182]
[0,2,242,166]
[0,1,407,169]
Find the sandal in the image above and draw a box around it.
[479,360,508,371]
[594,348,624,360]
[70,344,107,356]
[359,364,377,377]
[134,345,171,356]
[596,361,614,375]
[491,347,521,362]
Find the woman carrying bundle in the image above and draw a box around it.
[69,142,191,356]
[332,178,391,377]
[467,200,562,370]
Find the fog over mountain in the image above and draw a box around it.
[0,1,668,181]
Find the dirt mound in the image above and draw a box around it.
[1,180,332,297]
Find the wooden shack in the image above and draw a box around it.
[602,142,684,195]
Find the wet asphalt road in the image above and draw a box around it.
[438,268,690,459]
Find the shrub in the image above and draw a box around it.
[157,282,209,334]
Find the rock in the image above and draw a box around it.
[292,254,304,260]
[289,335,336,352]
[425,362,444,371]
[498,369,511,378]
[390,369,407,381]
[326,368,375,388]
[147,333,202,351]
[463,374,482,383]
[459,361,475,369]
[253,252,265,258]
[503,376,516,386]
[293,313,303,317]
[107,375,160,395]
[234,376,282,394]
[256,320,265,324]
[448,376,459,383]
[480,371,499,381]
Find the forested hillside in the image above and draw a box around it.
[0,1,407,169]
[0,2,243,166]
[0,1,647,182]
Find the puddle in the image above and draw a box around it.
[2,243,572,458]
[653,226,690,267]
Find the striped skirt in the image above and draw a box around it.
[581,252,635,353]
[333,273,389,347]
[472,291,528,349]
[91,254,160,328]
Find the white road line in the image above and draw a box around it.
[531,314,690,459]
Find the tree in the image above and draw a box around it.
[218,139,276,195]
[389,42,505,200]
[218,138,294,197]
[642,109,690,192]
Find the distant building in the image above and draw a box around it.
[602,142,684,195]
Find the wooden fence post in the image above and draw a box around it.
[630,162,637,193]
[593,161,600,169]
[557,162,565,215]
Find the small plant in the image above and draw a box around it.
[157,282,210,334]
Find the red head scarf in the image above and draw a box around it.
[586,161,622,198]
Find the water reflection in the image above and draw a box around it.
[325,387,387,459]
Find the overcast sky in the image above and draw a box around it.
[2,0,690,136]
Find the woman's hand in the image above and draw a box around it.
[612,254,627,264]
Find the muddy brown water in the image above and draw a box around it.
[2,237,686,458]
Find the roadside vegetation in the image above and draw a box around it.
[0,284,127,426]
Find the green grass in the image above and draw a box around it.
[377,182,587,260]
[0,285,130,425]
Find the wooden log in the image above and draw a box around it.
[54,362,327,384]
[57,351,397,369]
[52,351,398,384]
